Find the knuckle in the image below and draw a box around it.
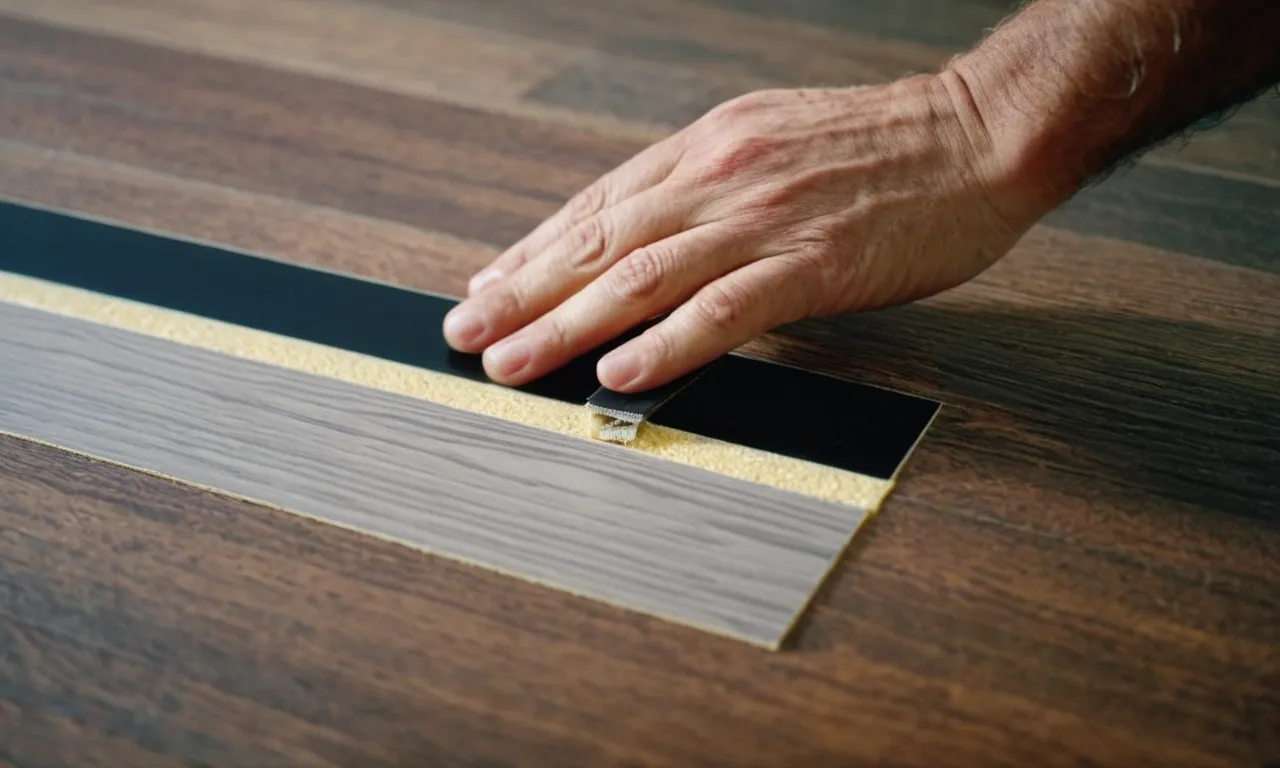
[539,313,571,353]
[488,282,526,318]
[704,90,772,123]
[641,324,677,364]
[608,247,668,303]
[694,134,775,185]
[693,280,754,331]
[566,215,610,270]
[565,182,608,221]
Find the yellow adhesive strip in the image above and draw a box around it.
[0,270,894,509]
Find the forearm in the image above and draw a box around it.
[943,0,1280,219]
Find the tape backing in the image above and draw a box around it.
[586,364,711,443]
[0,199,940,489]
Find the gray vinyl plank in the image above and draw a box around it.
[0,301,871,647]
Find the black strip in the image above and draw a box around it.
[649,355,939,482]
[0,200,939,482]
[586,357,710,420]
[0,200,609,406]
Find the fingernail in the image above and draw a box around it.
[443,307,485,346]
[485,339,531,379]
[598,350,643,390]
[468,268,502,295]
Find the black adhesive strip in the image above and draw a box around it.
[586,364,710,421]
[0,200,939,481]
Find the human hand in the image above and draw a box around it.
[442,73,1045,393]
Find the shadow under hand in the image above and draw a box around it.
[761,302,1280,522]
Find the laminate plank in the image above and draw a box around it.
[0,0,567,99]
[0,301,878,648]
[0,140,496,296]
[0,0,664,145]
[3,435,1275,767]
[1145,95,1280,182]
[525,51,773,128]
[1044,162,1280,274]
[0,16,636,247]
[365,0,950,85]
[0,698,193,768]
[0,620,394,767]
[697,0,1014,49]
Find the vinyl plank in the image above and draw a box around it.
[365,0,949,85]
[695,0,1014,49]
[0,619,398,767]
[1145,94,1280,182]
[0,697,194,768]
[0,140,498,296]
[1045,162,1280,274]
[0,0,663,144]
[525,51,772,128]
[0,301,878,648]
[0,16,636,247]
[0,0,568,99]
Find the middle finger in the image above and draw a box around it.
[443,183,686,354]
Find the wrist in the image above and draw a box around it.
[940,52,1089,232]
[940,0,1165,227]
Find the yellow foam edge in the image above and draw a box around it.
[0,270,893,510]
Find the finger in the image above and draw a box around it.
[443,183,686,356]
[478,222,745,386]
[595,255,816,392]
[466,137,684,296]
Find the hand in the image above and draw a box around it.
[442,73,1041,393]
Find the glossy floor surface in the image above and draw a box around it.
[0,2,1277,766]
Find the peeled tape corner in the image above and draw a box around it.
[583,364,711,446]
[586,403,646,444]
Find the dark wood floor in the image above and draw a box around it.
[0,2,1277,766]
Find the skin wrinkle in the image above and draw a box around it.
[444,0,1280,393]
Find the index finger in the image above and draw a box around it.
[466,134,686,296]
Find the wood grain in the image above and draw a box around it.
[0,300,875,648]
[0,16,633,247]
[0,0,667,144]
[0,2,1277,765]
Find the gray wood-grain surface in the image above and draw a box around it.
[0,300,871,647]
